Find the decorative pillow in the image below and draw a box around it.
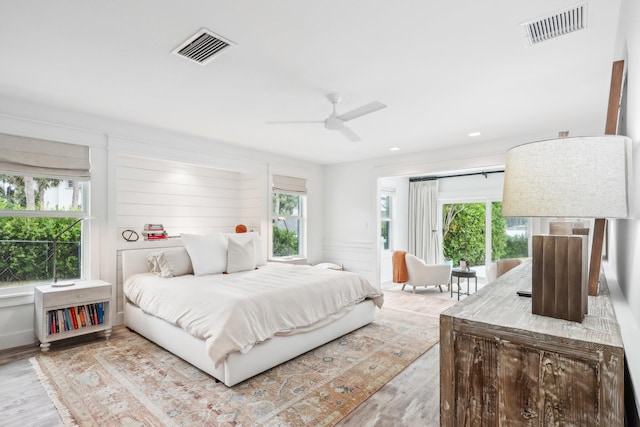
[223,232,266,266]
[226,238,256,273]
[146,248,193,278]
[181,233,227,276]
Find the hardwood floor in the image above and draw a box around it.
[0,288,458,427]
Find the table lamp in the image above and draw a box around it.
[502,135,631,322]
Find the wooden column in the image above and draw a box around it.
[589,59,624,296]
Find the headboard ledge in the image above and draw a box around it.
[122,245,184,281]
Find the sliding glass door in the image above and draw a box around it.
[442,201,531,277]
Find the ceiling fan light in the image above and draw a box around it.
[324,117,343,130]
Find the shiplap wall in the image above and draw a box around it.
[116,154,261,237]
[115,154,263,319]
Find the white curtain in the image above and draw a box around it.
[409,180,440,264]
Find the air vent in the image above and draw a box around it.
[172,28,234,65]
[521,3,588,46]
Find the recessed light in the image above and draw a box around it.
[468,132,481,137]
[389,147,400,151]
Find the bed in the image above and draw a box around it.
[122,236,383,387]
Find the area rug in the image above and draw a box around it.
[31,307,440,427]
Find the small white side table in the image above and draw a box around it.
[34,280,112,352]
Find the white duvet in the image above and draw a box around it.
[124,263,384,367]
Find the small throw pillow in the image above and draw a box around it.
[223,232,266,266]
[181,233,227,275]
[226,238,256,273]
[146,248,193,278]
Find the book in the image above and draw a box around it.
[79,305,86,327]
[145,235,168,240]
[97,302,104,324]
[144,224,164,231]
[75,306,82,328]
[70,306,78,329]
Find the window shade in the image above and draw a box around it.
[0,133,90,179]
[272,174,307,195]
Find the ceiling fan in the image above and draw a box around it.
[267,93,387,142]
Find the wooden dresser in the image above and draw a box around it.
[440,261,624,426]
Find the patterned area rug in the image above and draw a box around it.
[32,306,440,426]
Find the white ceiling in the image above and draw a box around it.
[0,1,622,165]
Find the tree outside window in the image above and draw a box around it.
[272,192,305,257]
[442,201,529,267]
[0,175,86,288]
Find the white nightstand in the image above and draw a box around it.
[34,280,112,352]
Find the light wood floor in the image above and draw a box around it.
[0,287,459,427]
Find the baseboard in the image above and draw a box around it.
[0,329,37,351]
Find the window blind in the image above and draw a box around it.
[0,133,90,179]
[272,174,307,195]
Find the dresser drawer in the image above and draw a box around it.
[43,285,111,308]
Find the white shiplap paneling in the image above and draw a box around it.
[116,154,261,238]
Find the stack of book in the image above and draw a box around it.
[47,302,105,335]
[143,224,167,240]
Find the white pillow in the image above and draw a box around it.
[223,232,266,266]
[226,238,257,273]
[146,248,193,278]
[181,233,227,276]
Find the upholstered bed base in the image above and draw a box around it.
[122,247,376,387]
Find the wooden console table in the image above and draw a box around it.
[440,261,624,426]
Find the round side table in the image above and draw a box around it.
[451,268,477,300]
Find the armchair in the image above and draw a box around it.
[403,253,452,293]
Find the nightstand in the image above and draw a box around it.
[34,280,112,352]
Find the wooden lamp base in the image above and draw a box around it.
[532,235,588,322]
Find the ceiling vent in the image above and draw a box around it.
[521,2,588,46]
[172,28,234,65]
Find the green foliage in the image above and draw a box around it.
[0,215,81,283]
[442,202,509,266]
[505,234,529,258]
[272,225,298,256]
[272,192,302,256]
[443,203,486,266]
[491,202,507,262]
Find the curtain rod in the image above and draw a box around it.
[409,170,504,182]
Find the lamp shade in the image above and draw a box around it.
[502,136,632,218]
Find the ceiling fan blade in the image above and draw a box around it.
[336,101,386,122]
[339,125,362,142]
[266,120,324,124]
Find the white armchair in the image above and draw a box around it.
[402,253,452,293]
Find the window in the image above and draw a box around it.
[380,192,394,251]
[0,134,90,289]
[271,175,307,259]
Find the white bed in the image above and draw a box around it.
[122,246,382,387]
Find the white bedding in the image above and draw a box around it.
[124,263,383,367]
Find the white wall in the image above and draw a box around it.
[610,0,640,415]
[0,96,323,350]
[379,176,409,283]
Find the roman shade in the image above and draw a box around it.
[272,174,307,195]
[0,133,91,179]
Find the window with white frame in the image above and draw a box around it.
[271,175,306,258]
[0,134,90,288]
[380,191,394,251]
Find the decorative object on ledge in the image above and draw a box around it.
[235,224,247,233]
[502,135,632,321]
